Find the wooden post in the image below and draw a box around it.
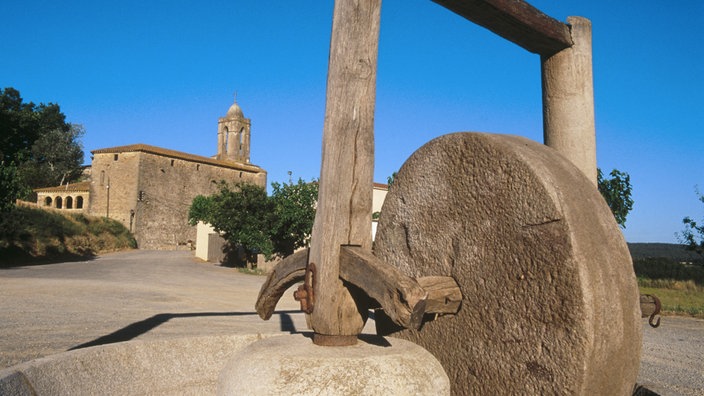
[541,17,597,184]
[308,0,382,345]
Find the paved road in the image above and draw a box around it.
[0,250,310,369]
[1,250,702,395]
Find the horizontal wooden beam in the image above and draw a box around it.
[255,246,463,330]
[416,276,462,315]
[340,246,428,330]
[432,0,573,56]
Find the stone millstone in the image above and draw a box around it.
[217,334,450,395]
[373,132,641,395]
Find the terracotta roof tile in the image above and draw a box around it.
[91,144,265,173]
[34,181,91,193]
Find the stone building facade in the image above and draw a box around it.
[86,99,266,249]
[34,181,90,212]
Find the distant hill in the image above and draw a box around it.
[628,243,702,262]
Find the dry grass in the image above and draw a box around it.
[635,257,704,319]
[0,206,136,266]
[639,285,704,319]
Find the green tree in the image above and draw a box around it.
[188,195,214,226]
[678,187,704,256]
[189,181,273,267]
[0,161,30,213]
[269,178,318,258]
[597,168,634,228]
[19,124,85,189]
[188,177,319,266]
[1,87,72,164]
[0,87,84,204]
[387,172,397,188]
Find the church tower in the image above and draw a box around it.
[217,97,251,163]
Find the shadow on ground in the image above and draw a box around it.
[0,247,97,269]
[69,310,302,351]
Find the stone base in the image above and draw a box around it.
[0,334,268,395]
[218,334,450,395]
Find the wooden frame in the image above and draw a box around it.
[258,0,595,345]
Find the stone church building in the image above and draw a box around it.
[37,99,267,249]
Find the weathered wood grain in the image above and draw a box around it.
[416,276,462,314]
[433,0,573,56]
[255,249,308,320]
[308,0,382,338]
[339,246,428,329]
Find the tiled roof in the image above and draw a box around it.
[34,181,91,193]
[91,144,265,173]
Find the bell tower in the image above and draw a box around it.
[217,96,251,163]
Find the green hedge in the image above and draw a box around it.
[633,257,704,286]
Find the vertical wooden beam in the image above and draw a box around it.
[308,0,382,344]
[542,17,597,184]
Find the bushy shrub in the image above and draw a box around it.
[633,257,704,286]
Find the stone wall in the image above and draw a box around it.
[34,181,91,213]
[36,193,88,212]
[89,147,266,250]
[89,151,141,228]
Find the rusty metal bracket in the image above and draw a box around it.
[647,294,661,328]
[293,262,316,314]
[640,293,662,328]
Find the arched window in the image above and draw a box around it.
[223,126,229,154]
[66,196,73,209]
[55,196,63,209]
[239,127,245,157]
[44,197,52,206]
[76,196,84,209]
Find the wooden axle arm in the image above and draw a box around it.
[255,246,462,330]
[255,249,309,320]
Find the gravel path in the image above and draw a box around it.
[1,250,702,395]
[639,316,704,396]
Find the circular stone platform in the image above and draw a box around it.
[218,334,450,395]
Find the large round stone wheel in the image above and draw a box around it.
[373,133,641,395]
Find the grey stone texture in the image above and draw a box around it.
[0,334,266,395]
[374,132,642,395]
[218,334,450,395]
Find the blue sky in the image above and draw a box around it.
[1,0,702,243]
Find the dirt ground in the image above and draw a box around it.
[1,250,702,395]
